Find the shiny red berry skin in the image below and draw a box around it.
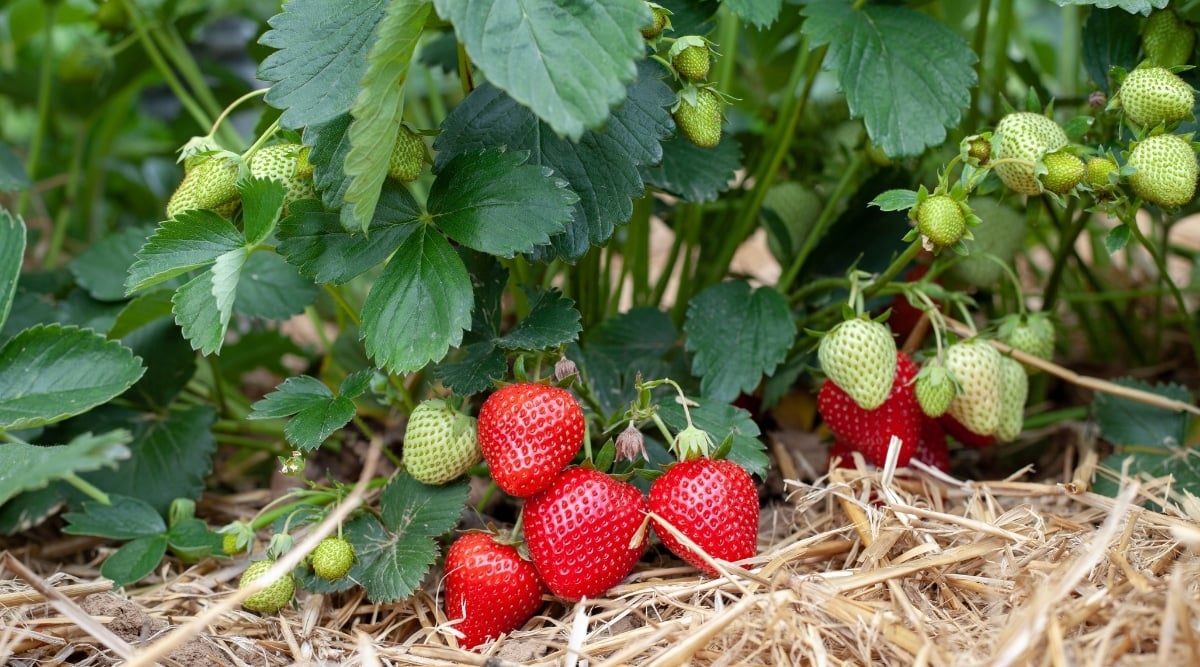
[649,458,758,575]
[478,383,585,497]
[444,532,546,649]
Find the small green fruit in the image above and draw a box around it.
[1128,133,1199,208]
[311,536,356,580]
[916,194,967,248]
[673,88,723,149]
[1040,151,1085,195]
[388,125,425,183]
[239,560,295,613]
[992,112,1069,195]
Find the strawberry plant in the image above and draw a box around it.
[2,0,1200,661]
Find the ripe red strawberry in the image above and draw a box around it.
[478,383,585,497]
[914,416,951,472]
[444,532,547,649]
[817,351,922,468]
[648,459,758,575]
[827,440,859,470]
[938,413,995,449]
[523,467,648,601]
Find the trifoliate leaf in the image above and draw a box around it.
[248,376,356,451]
[0,430,131,506]
[125,212,243,294]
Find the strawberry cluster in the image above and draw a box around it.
[442,381,760,650]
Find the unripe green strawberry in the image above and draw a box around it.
[915,194,967,248]
[1143,10,1196,69]
[641,3,670,39]
[1040,150,1085,194]
[222,533,246,555]
[1085,156,1119,191]
[248,143,318,207]
[388,125,425,183]
[1116,67,1195,129]
[914,361,957,418]
[992,112,1069,195]
[967,137,992,165]
[239,560,295,613]
[818,317,898,411]
[295,146,314,178]
[947,197,1026,288]
[674,88,722,148]
[403,399,481,485]
[944,339,1003,437]
[998,312,1055,373]
[166,155,240,219]
[995,356,1028,442]
[1128,133,1199,208]
[311,536,355,580]
[95,0,128,33]
[671,39,711,82]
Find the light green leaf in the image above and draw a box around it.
[869,189,919,212]
[724,0,780,28]
[343,0,432,233]
[240,177,288,247]
[0,430,131,506]
[1052,0,1165,15]
[685,281,795,402]
[428,150,578,257]
[172,269,225,355]
[258,0,389,128]
[0,210,24,332]
[100,535,168,588]
[277,183,421,285]
[496,289,582,350]
[434,0,649,140]
[248,376,355,451]
[1105,224,1131,255]
[801,1,977,157]
[62,494,166,540]
[69,226,155,303]
[125,212,243,294]
[233,252,317,320]
[0,325,145,430]
[361,227,473,374]
[212,247,247,339]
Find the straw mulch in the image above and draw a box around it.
[4,430,1200,667]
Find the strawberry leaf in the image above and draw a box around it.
[496,289,582,351]
[276,184,421,285]
[63,494,165,540]
[0,210,23,332]
[428,150,578,258]
[0,430,131,507]
[69,226,155,303]
[657,398,768,478]
[434,65,674,260]
[684,281,795,403]
[433,0,649,140]
[801,0,977,158]
[1093,379,1190,450]
[1081,8,1140,94]
[170,249,247,356]
[342,0,431,233]
[100,535,169,589]
[248,376,356,451]
[240,178,288,247]
[232,252,317,320]
[125,212,243,295]
[361,226,473,375]
[1053,0,1166,16]
[0,325,145,430]
[380,472,468,538]
[433,342,507,396]
[724,0,780,28]
[258,0,387,128]
[640,134,741,204]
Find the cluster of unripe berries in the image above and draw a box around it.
[643,2,724,149]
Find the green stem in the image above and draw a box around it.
[989,0,1014,102]
[712,5,739,91]
[63,473,111,505]
[124,0,213,133]
[207,356,229,418]
[862,240,923,302]
[1124,215,1200,364]
[16,0,58,219]
[779,152,868,294]
[965,0,992,132]
[1042,202,1088,310]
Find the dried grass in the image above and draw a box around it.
[4,439,1200,667]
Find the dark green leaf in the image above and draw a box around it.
[640,134,741,204]
[248,376,355,451]
[0,325,145,430]
[361,227,473,374]
[496,289,582,350]
[658,398,768,477]
[100,535,168,588]
[340,370,374,400]
[0,143,30,191]
[869,190,919,212]
[0,486,63,534]
[277,183,421,284]
[258,0,389,128]
[233,251,317,320]
[240,177,288,247]
[428,150,577,257]
[434,68,674,258]
[361,529,439,603]
[119,318,196,410]
[305,114,355,218]
[433,342,507,396]
[1093,379,1190,449]
[0,430,131,506]
[379,472,468,537]
[125,211,244,294]
[685,281,795,402]
[1053,0,1166,16]
[1105,224,1131,255]
[461,250,509,340]
[78,406,217,516]
[342,0,431,232]
[0,210,24,332]
[1082,8,1141,93]
[433,0,649,140]
[63,494,166,540]
[724,0,780,28]
[69,226,153,303]
[801,1,977,157]
[166,517,221,563]
[586,306,677,366]
[107,291,176,340]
